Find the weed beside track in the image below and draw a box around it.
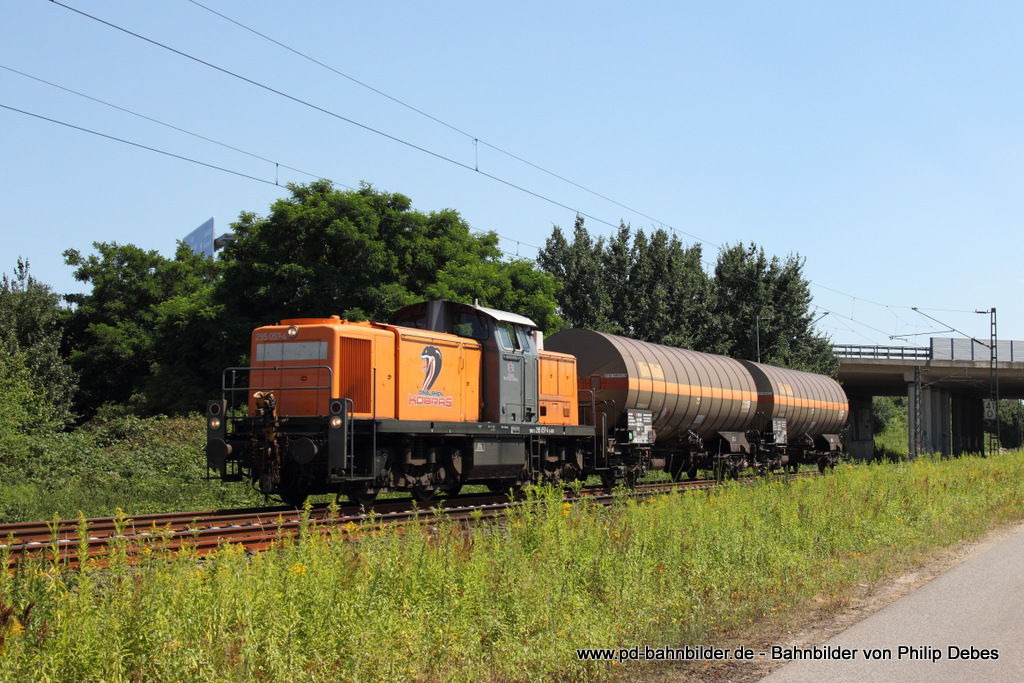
[2,452,1023,682]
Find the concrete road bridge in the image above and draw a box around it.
[835,339,1024,460]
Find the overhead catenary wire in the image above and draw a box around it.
[28,1,963,345]
[0,102,279,186]
[46,0,629,236]
[0,63,321,182]
[181,0,713,248]
[0,62,540,256]
[178,0,943,343]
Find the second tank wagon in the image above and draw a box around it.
[546,328,847,477]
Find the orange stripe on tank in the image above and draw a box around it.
[613,377,758,403]
[596,376,846,411]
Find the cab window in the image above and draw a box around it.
[515,326,534,353]
[496,322,519,351]
[453,312,489,340]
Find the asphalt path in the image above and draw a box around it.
[759,522,1024,682]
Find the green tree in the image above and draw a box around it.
[997,399,1024,450]
[623,226,710,348]
[428,258,562,334]
[536,215,611,331]
[709,243,836,375]
[0,259,77,431]
[144,247,227,415]
[63,243,219,417]
[217,179,562,331]
[538,218,709,346]
[0,350,40,461]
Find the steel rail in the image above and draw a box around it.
[1,472,817,570]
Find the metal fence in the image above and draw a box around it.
[832,344,931,360]
[834,339,1024,362]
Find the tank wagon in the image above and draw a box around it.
[206,300,848,505]
[545,329,847,478]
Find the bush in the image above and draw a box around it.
[0,415,262,523]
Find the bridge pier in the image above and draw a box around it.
[908,379,986,457]
[847,396,874,461]
[951,394,985,455]
[908,382,955,457]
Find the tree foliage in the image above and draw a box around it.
[539,220,836,375]
[709,243,836,375]
[538,217,710,347]
[217,180,559,329]
[62,243,220,417]
[0,260,77,459]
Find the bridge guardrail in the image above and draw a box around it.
[832,345,931,360]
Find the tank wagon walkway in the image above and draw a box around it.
[759,521,1024,682]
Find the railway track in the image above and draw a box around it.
[1,473,809,570]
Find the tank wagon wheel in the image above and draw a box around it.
[279,493,307,509]
[410,486,437,504]
[347,490,378,508]
[487,483,522,497]
[442,484,463,497]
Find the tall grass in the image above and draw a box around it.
[0,415,263,523]
[2,452,1024,681]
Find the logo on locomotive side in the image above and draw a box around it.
[503,360,519,382]
[410,345,453,408]
[420,345,443,392]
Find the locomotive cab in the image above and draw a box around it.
[391,299,541,426]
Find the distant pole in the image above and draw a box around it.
[977,307,998,455]
[754,315,770,363]
[756,315,761,363]
[991,307,999,454]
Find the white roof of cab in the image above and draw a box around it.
[471,304,537,329]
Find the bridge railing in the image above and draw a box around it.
[832,344,931,360]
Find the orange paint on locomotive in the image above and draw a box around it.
[391,328,481,422]
[249,318,398,419]
[538,350,578,425]
[248,318,483,422]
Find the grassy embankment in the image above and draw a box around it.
[0,415,263,524]
[2,449,1023,682]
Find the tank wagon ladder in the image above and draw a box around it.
[577,388,613,471]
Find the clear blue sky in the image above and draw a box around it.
[3,1,1022,346]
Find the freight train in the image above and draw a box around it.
[205,299,848,506]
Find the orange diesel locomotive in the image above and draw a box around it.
[206,300,848,505]
[206,300,602,506]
